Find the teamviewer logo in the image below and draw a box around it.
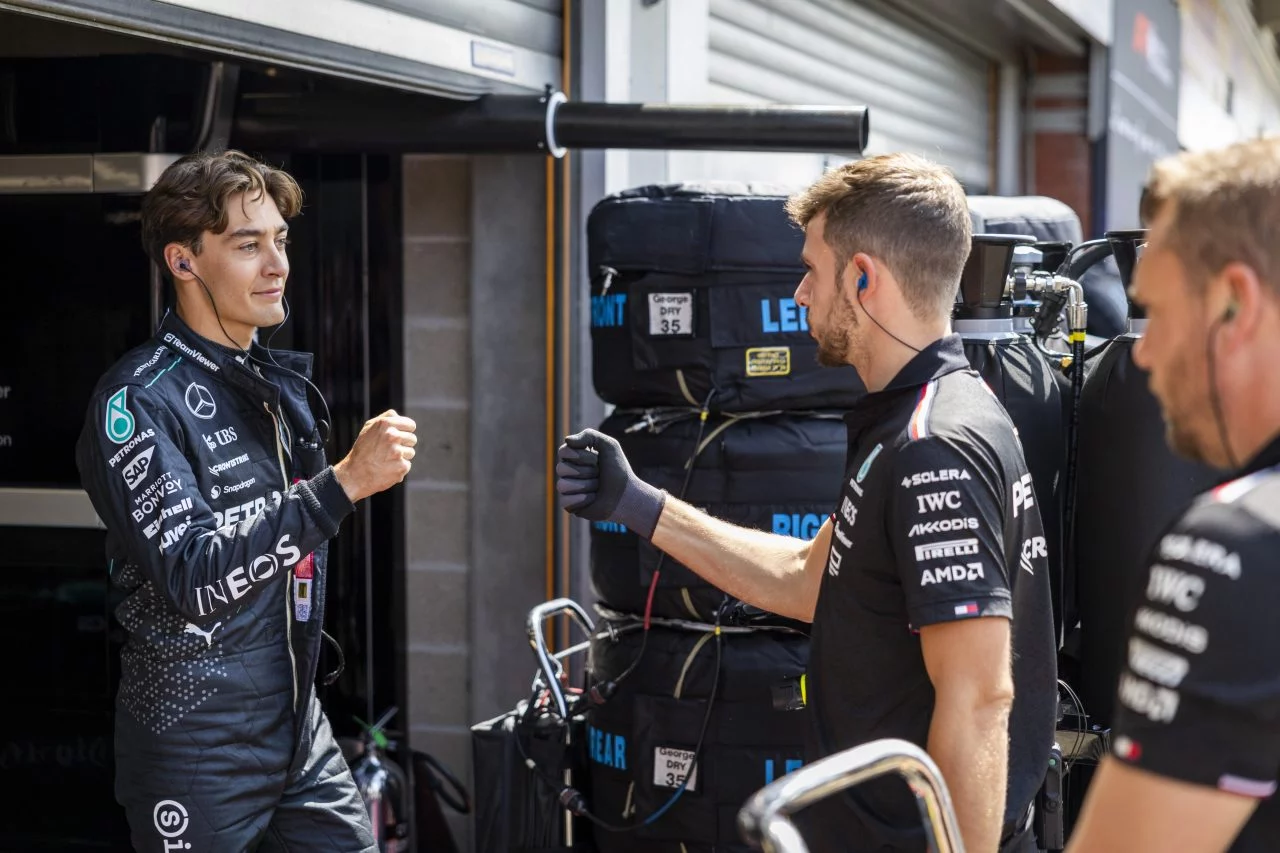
[153,799,191,850]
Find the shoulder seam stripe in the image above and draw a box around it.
[909,380,938,441]
[144,356,183,388]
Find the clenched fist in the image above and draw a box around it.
[333,409,418,502]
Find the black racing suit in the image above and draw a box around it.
[796,335,1059,852]
[75,311,375,852]
[1109,435,1280,851]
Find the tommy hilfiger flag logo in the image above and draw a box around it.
[953,602,979,617]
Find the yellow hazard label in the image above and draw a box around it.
[746,346,791,377]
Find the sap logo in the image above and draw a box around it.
[1146,565,1205,613]
[202,427,238,451]
[1012,473,1035,518]
[592,520,629,534]
[901,469,971,489]
[123,446,156,491]
[1020,536,1047,575]
[590,294,627,328]
[914,538,979,562]
[761,298,808,333]
[587,724,626,770]
[921,562,984,587]
[916,491,961,514]
[764,758,804,784]
[158,517,192,552]
[773,513,824,539]
[192,534,302,617]
[908,517,978,537]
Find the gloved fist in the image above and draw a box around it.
[556,428,666,540]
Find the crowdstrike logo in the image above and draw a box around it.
[208,454,249,475]
[163,332,220,373]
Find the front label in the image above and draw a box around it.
[653,746,699,791]
[647,293,695,337]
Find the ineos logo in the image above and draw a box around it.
[185,383,217,420]
[153,799,189,839]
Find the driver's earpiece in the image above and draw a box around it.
[857,273,868,291]
[177,259,191,272]
[1224,299,1239,322]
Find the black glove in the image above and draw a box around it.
[555,429,666,540]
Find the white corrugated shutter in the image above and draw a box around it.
[708,0,993,191]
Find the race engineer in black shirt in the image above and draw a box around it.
[1067,139,1280,852]
[76,150,417,851]
[557,153,1058,852]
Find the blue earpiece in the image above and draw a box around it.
[857,273,867,291]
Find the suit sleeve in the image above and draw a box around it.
[75,381,354,624]
[1110,502,1280,798]
[887,436,1013,629]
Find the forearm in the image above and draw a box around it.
[927,699,1011,853]
[650,497,819,621]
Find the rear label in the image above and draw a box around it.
[653,746,699,791]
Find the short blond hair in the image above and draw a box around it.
[785,153,972,321]
[1140,136,1280,291]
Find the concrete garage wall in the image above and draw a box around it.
[401,153,550,847]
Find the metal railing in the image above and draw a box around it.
[737,738,965,853]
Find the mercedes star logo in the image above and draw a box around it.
[185,383,217,419]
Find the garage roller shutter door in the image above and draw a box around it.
[709,0,993,191]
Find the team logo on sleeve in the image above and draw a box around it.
[106,388,136,444]
[856,443,883,484]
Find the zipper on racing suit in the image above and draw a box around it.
[265,400,299,712]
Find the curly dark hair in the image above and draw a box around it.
[141,149,303,275]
